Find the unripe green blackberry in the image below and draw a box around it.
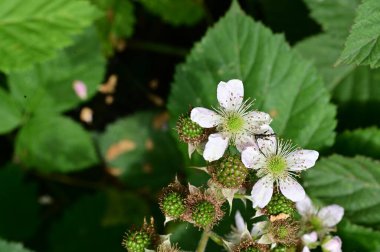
[191,200,215,228]
[123,231,151,252]
[214,155,248,188]
[266,193,295,217]
[176,115,207,144]
[161,192,186,218]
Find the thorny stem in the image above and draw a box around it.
[196,230,210,252]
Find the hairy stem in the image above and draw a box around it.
[196,230,210,252]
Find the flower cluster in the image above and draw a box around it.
[123,79,344,252]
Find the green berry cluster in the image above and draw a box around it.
[266,194,295,217]
[216,155,248,188]
[123,231,151,252]
[192,200,215,228]
[179,117,204,139]
[161,192,186,218]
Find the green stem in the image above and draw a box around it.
[208,231,225,247]
[234,193,247,199]
[196,230,210,252]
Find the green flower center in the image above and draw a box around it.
[310,216,323,231]
[277,226,289,239]
[267,155,287,176]
[226,113,244,133]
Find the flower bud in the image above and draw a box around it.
[271,245,296,252]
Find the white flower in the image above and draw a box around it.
[301,232,318,252]
[241,136,319,208]
[322,236,342,252]
[228,210,268,244]
[190,79,272,162]
[296,195,344,236]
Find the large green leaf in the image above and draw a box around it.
[0,0,101,72]
[168,2,336,150]
[49,192,125,252]
[0,87,22,134]
[337,0,380,68]
[332,66,380,103]
[139,0,204,26]
[335,127,380,160]
[15,115,99,172]
[98,112,183,189]
[8,28,106,115]
[91,0,135,54]
[303,0,359,38]
[304,155,380,226]
[294,34,355,90]
[338,220,380,251]
[0,164,40,241]
[0,239,33,252]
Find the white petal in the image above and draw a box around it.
[257,234,274,244]
[251,176,274,208]
[256,134,277,157]
[234,210,246,233]
[73,80,87,100]
[241,145,265,169]
[279,177,306,202]
[322,236,342,252]
[188,144,196,158]
[287,150,319,171]
[296,195,316,218]
[217,79,244,110]
[190,107,221,128]
[318,205,344,227]
[302,232,318,244]
[251,221,268,238]
[203,133,229,161]
[302,247,311,252]
[235,133,256,152]
[245,111,272,131]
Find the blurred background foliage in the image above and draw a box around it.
[1,0,380,251]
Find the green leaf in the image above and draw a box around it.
[0,164,40,241]
[139,0,204,26]
[15,115,99,172]
[335,127,380,160]
[91,0,135,54]
[0,239,33,252]
[8,28,106,115]
[338,220,380,251]
[0,87,22,134]
[294,34,355,90]
[303,0,359,38]
[304,155,380,226]
[337,0,380,68]
[0,0,101,72]
[98,112,183,189]
[49,192,125,252]
[168,2,336,150]
[332,66,380,103]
